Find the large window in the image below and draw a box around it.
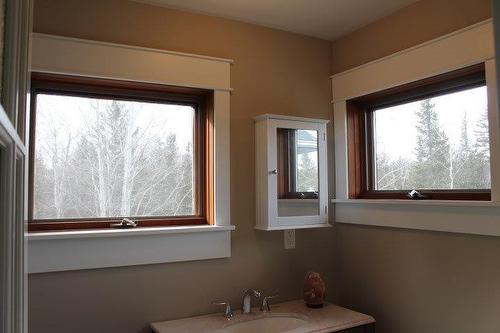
[29,73,213,231]
[346,64,490,200]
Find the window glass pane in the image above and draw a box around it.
[34,94,195,219]
[374,86,490,190]
[295,129,319,192]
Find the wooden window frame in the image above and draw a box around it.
[28,73,214,232]
[276,128,319,199]
[346,63,491,201]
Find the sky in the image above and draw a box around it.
[35,94,195,164]
[374,86,488,161]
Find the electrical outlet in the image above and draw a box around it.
[284,229,295,249]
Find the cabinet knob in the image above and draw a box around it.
[270,169,278,175]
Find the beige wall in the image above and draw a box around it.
[331,0,492,74]
[334,224,500,333]
[29,1,334,333]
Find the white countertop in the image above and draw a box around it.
[151,300,375,333]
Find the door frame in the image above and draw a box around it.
[0,1,31,333]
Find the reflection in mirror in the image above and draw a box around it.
[277,128,319,217]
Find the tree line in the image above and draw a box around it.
[376,99,490,190]
[34,100,194,219]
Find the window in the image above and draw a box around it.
[346,63,490,200]
[277,128,319,199]
[29,73,213,231]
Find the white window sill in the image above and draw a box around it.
[333,199,500,236]
[27,225,236,273]
[331,199,500,207]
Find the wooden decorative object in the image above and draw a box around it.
[303,271,326,308]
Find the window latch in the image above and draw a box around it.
[407,189,427,200]
[111,218,138,229]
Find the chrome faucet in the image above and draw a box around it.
[212,301,233,319]
[260,294,278,312]
[241,289,261,314]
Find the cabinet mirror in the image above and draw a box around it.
[277,128,319,217]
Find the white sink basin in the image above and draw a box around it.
[222,314,308,333]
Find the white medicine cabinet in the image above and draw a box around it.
[254,114,330,230]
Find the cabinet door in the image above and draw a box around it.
[268,119,328,229]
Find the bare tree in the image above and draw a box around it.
[34,97,194,220]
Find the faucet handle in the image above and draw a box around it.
[241,289,261,298]
[260,294,278,312]
[212,301,234,319]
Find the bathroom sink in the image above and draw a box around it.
[151,300,375,333]
[222,314,308,333]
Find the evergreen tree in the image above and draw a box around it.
[451,109,491,189]
[475,109,490,157]
[296,152,318,192]
[410,99,451,189]
[473,108,491,188]
[452,113,478,189]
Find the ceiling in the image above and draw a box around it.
[134,0,419,40]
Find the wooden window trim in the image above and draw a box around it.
[28,72,214,232]
[346,63,491,201]
[277,128,318,199]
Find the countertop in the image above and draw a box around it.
[151,300,375,333]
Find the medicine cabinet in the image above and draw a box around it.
[254,114,330,230]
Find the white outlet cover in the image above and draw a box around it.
[284,229,295,249]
